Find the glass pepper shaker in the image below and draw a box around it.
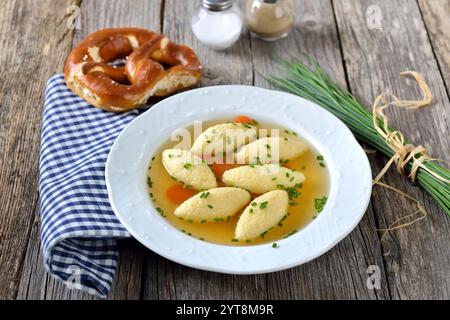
[245,0,295,41]
[191,0,243,50]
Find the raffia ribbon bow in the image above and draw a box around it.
[371,71,449,236]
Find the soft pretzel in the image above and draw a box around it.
[64,28,201,112]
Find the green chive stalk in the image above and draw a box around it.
[268,59,450,216]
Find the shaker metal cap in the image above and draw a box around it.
[202,0,232,11]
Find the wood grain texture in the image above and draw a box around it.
[6,0,450,300]
[16,0,163,300]
[251,0,390,300]
[16,212,47,300]
[418,0,450,96]
[0,0,77,300]
[139,0,267,300]
[333,0,450,299]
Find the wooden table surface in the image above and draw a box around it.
[1,0,449,300]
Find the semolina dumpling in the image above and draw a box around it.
[174,187,251,222]
[162,149,217,190]
[235,190,289,240]
[148,116,330,246]
[222,164,305,194]
[191,123,257,157]
[235,136,308,165]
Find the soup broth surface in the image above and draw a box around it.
[147,119,329,246]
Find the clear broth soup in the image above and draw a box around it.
[147,118,330,246]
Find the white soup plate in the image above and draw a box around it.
[105,85,372,274]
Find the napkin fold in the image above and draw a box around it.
[39,75,141,297]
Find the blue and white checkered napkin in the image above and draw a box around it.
[40,75,141,297]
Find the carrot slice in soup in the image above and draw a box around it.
[166,184,197,204]
[211,163,238,180]
[233,115,254,124]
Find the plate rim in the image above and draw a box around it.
[105,84,373,274]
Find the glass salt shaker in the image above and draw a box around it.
[245,0,295,41]
[191,0,243,50]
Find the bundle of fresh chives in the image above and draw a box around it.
[268,59,450,216]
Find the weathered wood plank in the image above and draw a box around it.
[12,0,450,300]
[73,0,163,43]
[251,0,390,299]
[0,0,77,300]
[139,0,267,299]
[106,241,146,300]
[333,0,450,299]
[16,0,163,300]
[16,212,47,300]
[418,0,450,97]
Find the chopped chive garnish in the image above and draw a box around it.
[250,208,254,213]
[251,202,257,207]
[314,196,328,213]
[319,162,326,168]
[245,239,252,243]
[278,184,301,206]
[231,238,239,242]
[283,229,297,239]
[147,177,153,188]
[208,204,213,209]
[183,163,192,169]
[151,156,155,161]
[317,155,324,161]
[271,177,277,181]
[272,243,278,248]
[156,207,166,217]
[278,215,288,226]
[188,219,193,223]
[199,191,210,199]
[201,219,207,223]
[259,201,269,209]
